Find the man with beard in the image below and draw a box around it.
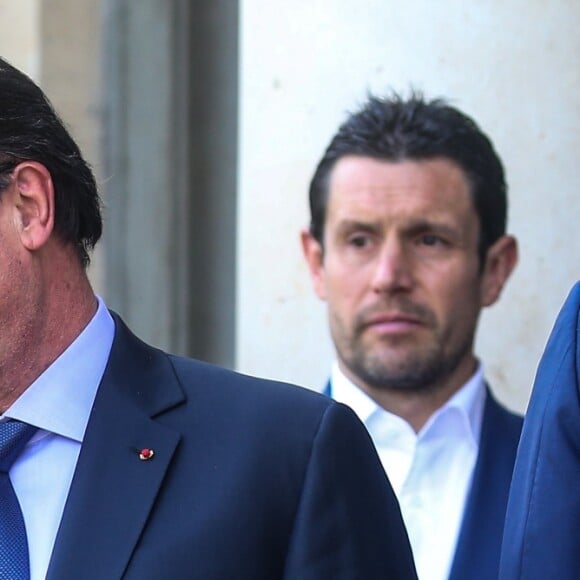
[302,93,522,580]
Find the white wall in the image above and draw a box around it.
[238,0,580,412]
[0,0,40,78]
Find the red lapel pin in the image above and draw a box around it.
[139,448,155,461]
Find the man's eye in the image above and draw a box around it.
[348,235,371,248]
[419,234,443,246]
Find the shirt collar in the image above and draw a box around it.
[4,296,115,443]
[331,361,379,423]
[330,360,486,445]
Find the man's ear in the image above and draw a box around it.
[300,229,328,301]
[12,161,55,251]
[481,234,518,307]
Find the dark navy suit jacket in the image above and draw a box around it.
[499,281,580,580]
[44,314,417,579]
[325,381,522,580]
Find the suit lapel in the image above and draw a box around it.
[46,315,185,579]
[448,390,522,580]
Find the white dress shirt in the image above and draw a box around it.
[331,362,486,580]
[1,297,114,580]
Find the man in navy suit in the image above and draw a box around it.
[499,281,580,580]
[302,92,522,580]
[0,58,417,579]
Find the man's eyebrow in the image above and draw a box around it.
[403,219,460,238]
[334,219,381,234]
[334,217,460,235]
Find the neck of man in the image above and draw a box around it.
[0,248,98,414]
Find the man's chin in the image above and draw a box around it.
[353,349,444,391]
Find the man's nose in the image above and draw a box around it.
[370,239,413,293]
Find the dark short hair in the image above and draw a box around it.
[308,92,507,262]
[0,57,102,267]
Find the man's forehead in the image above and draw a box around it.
[328,155,470,190]
[326,156,474,218]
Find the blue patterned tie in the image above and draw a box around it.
[0,420,37,580]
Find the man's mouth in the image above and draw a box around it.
[362,313,424,334]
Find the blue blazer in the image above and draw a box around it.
[449,390,522,580]
[44,314,417,579]
[324,382,522,580]
[499,282,580,580]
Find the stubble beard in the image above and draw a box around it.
[334,302,472,394]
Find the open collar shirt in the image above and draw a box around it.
[330,362,486,580]
[1,297,114,580]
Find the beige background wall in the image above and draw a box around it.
[0,1,40,78]
[238,1,580,412]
